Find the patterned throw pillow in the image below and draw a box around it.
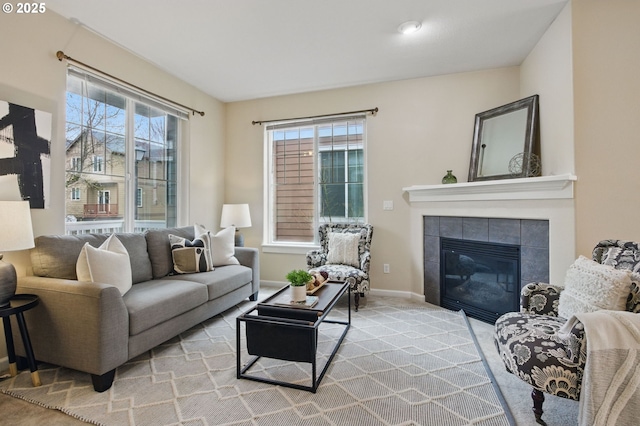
[558,255,632,319]
[169,233,213,274]
[326,232,360,268]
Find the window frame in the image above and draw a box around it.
[263,116,367,251]
[64,67,186,234]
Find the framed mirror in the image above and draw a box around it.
[468,94,539,182]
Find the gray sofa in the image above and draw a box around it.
[13,226,260,392]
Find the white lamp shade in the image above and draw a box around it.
[220,204,252,229]
[0,201,35,252]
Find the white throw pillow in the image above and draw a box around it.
[211,226,240,266]
[326,232,360,268]
[558,255,632,319]
[76,234,132,295]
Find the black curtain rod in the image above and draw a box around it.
[56,50,205,117]
[252,107,378,125]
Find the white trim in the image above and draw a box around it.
[262,243,319,255]
[403,173,577,202]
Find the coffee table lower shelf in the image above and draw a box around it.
[236,281,350,393]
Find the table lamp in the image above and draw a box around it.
[220,204,251,247]
[0,201,35,307]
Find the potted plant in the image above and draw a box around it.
[286,269,312,302]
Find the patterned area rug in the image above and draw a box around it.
[0,296,513,425]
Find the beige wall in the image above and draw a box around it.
[520,2,575,177]
[226,68,524,290]
[572,0,640,255]
[0,12,224,361]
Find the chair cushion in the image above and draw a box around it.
[494,312,585,401]
[558,256,632,319]
[311,264,369,293]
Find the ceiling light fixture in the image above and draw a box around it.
[398,21,422,35]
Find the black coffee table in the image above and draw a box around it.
[236,281,350,392]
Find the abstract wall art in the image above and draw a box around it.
[0,100,52,208]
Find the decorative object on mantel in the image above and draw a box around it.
[468,94,540,182]
[441,170,458,184]
[509,152,541,177]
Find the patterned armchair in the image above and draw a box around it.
[494,240,640,425]
[306,223,373,311]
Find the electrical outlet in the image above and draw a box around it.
[383,200,394,210]
[383,264,390,274]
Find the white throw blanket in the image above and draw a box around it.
[560,311,640,426]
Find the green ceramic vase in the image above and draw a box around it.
[442,170,457,184]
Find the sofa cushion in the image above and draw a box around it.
[169,233,213,273]
[76,234,133,295]
[124,279,208,335]
[145,227,195,278]
[160,265,252,300]
[31,233,152,284]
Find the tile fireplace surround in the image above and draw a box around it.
[403,174,577,304]
[423,216,548,306]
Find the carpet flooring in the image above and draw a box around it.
[0,291,516,426]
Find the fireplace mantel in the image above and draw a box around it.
[403,174,577,202]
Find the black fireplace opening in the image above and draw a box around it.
[440,238,520,324]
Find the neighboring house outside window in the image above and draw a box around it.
[264,116,366,246]
[64,69,183,234]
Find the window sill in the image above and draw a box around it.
[262,243,320,255]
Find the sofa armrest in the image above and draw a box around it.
[521,282,564,316]
[15,276,129,376]
[234,247,260,296]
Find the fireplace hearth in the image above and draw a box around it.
[440,238,519,323]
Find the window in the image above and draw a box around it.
[265,117,366,245]
[70,188,81,200]
[71,156,81,172]
[92,155,103,172]
[65,68,183,234]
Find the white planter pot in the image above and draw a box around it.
[290,285,307,303]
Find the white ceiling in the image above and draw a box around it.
[47,0,568,103]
